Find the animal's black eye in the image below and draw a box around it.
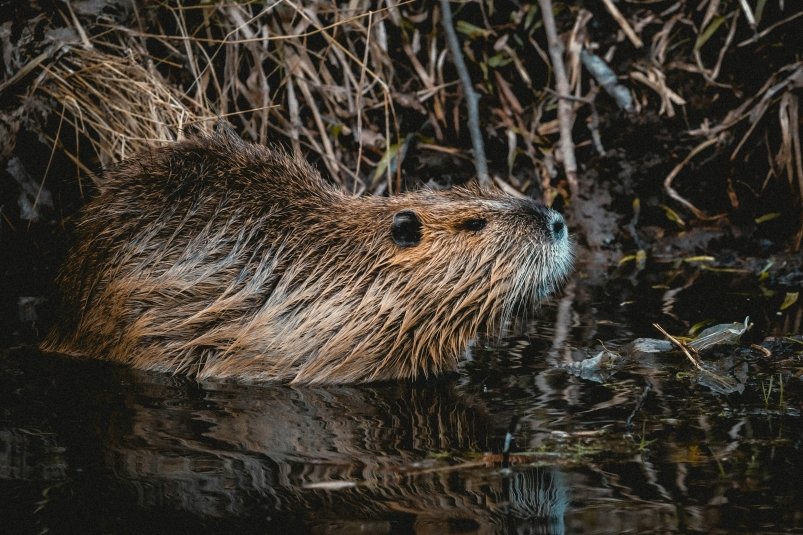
[461,218,487,232]
[391,210,422,247]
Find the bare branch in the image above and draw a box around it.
[537,0,578,195]
[438,0,491,186]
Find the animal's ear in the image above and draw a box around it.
[391,210,422,247]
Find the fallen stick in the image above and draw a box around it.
[601,0,643,48]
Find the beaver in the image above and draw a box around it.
[42,125,572,384]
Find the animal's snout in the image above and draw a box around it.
[547,211,567,243]
[519,200,567,244]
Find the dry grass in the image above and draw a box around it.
[2,0,800,243]
[39,47,213,167]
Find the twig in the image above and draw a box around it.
[31,103,65,222]
[750,343,772,358]
[653,322,740,394]
[493,175,527,198]
[438,0,490,186]
[587,87,605,155]
[653,323,704,372]
[663,137,727,221]
[64,0,93,50]
[601,0,643,48]
[737,11,803,47]
[543,87,590,104]
[538,0,578,195]
[0,48,56,93]
[737,0,756,30]
[354,10,373,185]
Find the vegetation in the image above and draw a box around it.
[1,1,801,246]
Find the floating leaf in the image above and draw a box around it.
[619,250,647,266]
[700,266,749,273]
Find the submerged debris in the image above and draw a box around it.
[686,319,753,352]
[564,318,753,394]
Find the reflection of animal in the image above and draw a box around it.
[105,376,569,529]
[43,125,572,383]
[0,363,570,531]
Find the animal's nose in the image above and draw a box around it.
[548,211,567,243]
[519,200,568,243]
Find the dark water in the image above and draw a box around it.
[1,261,801,534]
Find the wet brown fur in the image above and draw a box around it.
[42,127,572,384]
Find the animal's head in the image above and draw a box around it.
[275,186,573,382]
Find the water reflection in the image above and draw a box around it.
[1,349,573,533]
[1,339,800,534]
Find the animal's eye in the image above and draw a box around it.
[391,210,422,247]
[460,218,487,232]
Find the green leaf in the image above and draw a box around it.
[456,21,491,39]
[755,212,781,224]
[524,5,539,31]
[695,15,727,52]
[659,204,686,228]
[688,320,712,337]
[487,53,512,67]
[755,0,768,26]
[635,249,647,268]
[618,250,647,267]
[683,255,716,263]
[371,143,400,186]
[780,292,799,311]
